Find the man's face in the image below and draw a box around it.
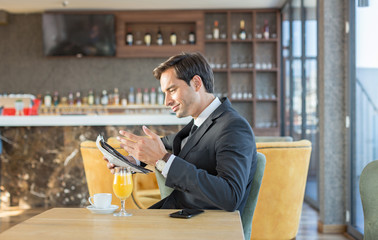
[160,68,199,118]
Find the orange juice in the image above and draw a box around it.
[113,173,133,200]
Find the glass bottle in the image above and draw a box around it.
[88,90,94,106]
[114,88,120,105]
[188,28,196,45]
[128,87,135,105]
[95,92,100,105]
[101,90,109,106]
[75,91,82,106]
[239,20,246,40]
[53,91,60,106]
[263,20,270,39]
[150,87,156,105]
[44,92,52,107]
[126,27,133,46]
[170,30,177,46]
[143,88,150,105]
[157,87,164,105]
[68,92,74,105]
[144,30,151,46]
[157,27,163,46]
[213,20,220,40]
[121,93,128,106]
[136,88,143,104]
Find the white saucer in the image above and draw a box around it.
[86,205,119,214]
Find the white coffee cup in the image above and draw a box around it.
[88,193,112,209]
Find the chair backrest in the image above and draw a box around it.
[154,168,174,199]
[251,140,312,240]
[255,136,293,142]
[359,160,378,240]
[80,139,138,209]
[241,152,266,240]
[153,153,266,240]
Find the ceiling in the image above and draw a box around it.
[0,0,286,14]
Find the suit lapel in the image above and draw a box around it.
[178,98,230,158]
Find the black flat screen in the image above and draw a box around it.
[42,13,116,56]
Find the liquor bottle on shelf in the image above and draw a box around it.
[95,92,100,105]
[150,87,156,105]
[114,88,120,105]
[156,27,163,46]
[213,20,220,40]
[144,30,152,46]
[136,88,143,104]
[121,93,127,106]
[188,28,196,45]
[101,90,109,106]
[75,91,82,106]
[157,87,164,105]
[143,88,150,105]
[263,19,270,39]
[88,90,94,106]
[68,92,74,105]
[128,87,135,104]
[53,91,59,106]
[126,28,133,46]
[170,30,177,46]
[239,20,246,40]
[44,92,52,107]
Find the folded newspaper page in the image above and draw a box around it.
[96,135,152,174]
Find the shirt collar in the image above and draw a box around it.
[193,97,221,127]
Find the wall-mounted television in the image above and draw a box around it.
[42,13,116,57]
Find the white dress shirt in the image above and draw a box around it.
[161,97,222,177]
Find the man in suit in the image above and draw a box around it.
[108,52,257,213]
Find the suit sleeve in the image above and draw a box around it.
[165,117,255,212]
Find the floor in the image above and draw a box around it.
[0,202,356,239]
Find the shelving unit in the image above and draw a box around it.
[204,9,281,136]
[114,11,204,58]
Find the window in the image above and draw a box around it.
[282,0,319,208]
[348,0,378,237]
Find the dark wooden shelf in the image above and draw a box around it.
[255,98,278,102]
[213,69,228,73]
[116,45,202,58]
[115,10,204,58]
[230,68,254,72]
[231,39,253,43]
[255,68,279,72]
[205,39,228,43]
[254,38,279,43]
[230,98,254,102]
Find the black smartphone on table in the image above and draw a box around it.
[169,209,204,219]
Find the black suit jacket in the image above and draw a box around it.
[150,98,257,213]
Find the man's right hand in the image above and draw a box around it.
[104,157,116,174]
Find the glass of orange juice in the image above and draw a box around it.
[113,167,133,217]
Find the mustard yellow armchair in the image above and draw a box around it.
[80,137,160,209]
[251,140,312,240]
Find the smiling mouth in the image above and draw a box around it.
[171,104,180,112]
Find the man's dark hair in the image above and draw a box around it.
[153,52,214,93]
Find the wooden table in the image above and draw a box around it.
[0,208,244,240]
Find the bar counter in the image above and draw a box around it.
[0,114,188,209]
[0,115,191,127]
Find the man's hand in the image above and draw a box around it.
[117,126,167,166]
[104,157,116,174]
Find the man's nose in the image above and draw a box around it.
[164,94,171,106]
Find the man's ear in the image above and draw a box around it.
[191,75,203,91]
